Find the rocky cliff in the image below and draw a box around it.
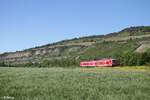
[0,43,91,64]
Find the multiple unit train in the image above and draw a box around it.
[80,58,119,67]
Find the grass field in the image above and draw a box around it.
[0,66,150,100]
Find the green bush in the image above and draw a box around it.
[116,52,150,66]
[39,57,80,68]
[0,62,5,66]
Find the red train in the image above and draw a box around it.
[80,58,119,67]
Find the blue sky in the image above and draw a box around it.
[0,0,150,53]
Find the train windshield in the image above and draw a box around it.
[112,60,119,65]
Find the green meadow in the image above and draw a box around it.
[0,66,150,100]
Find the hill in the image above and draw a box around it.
[0,26,150,66]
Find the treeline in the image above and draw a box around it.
[1,51,150,67]
[116,52,150,66]
[120,26,150,33]
[41,57,80,68]
[0,57,80,68]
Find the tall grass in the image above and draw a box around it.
[0,67,150,100]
